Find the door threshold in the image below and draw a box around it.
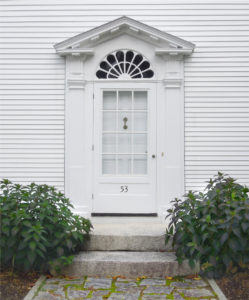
[91,213,158,217]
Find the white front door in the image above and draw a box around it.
[93,82,157,214]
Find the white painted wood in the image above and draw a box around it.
[1,0,249,213]
[93,83,157,214]
[60,25,186,216]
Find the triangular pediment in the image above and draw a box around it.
[54,16,195,56]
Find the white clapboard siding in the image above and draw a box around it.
[1,0,249,193]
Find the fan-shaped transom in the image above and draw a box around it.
[96,50,154,79]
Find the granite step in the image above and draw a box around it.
[56,251,199,278]
[85,221,173,251]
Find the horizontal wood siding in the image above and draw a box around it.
[1,0,249,192]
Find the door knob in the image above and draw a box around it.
[152,154,156,159]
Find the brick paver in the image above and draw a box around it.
[32,276,218,299]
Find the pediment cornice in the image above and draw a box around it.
[54,16,195,56]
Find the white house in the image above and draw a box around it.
[1,0,249,218]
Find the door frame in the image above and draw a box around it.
[92,81,157,214]
[63,55,185,219]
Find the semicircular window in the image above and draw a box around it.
[96,50,154,79]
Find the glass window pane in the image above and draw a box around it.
[103,91,116,110]
[133,155,147,174]
[117,155,132,175]
[134,112,147,131]
[134,91,147,110]
[133,134,147,153]
[118,112,132,132]
[102,155,116,175]
[118,134,131,153]
[103,112,116,131]
[102,134,116,153]
[118,91,132,110]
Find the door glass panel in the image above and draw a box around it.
[133,134,147,153]
[134,112,147,131]
[102,90,148,175]
[118,134,131,153]
[103,112,116,131]
[103,91,117,110]
[118,91,132,110]
[102,134,116,153]
[133,155,147,174]
[117,155,132,175]
[102,155,116,174]
[134,91,147,110]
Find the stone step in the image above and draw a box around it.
[57,251,199,278]
[85,221,173,251]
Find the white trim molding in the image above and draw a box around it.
[54,16,195,57]
[163,78,183,89]
[67,78,87,90]
[155,49,193,56]
[56,49,94,57]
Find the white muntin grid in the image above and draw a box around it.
[96,50,154,79]
[102,90,148,175]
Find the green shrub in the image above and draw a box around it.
[0,179,92,271]
[165,172,249,278]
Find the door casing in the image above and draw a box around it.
[63,34,185,218]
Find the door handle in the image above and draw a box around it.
[152,154,156,159]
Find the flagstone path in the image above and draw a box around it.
[32,275,218,299]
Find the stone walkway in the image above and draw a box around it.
[32,276,218,300]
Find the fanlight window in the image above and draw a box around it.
[96,50,154,79]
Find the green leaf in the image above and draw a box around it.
[23,221,32,227]
[188,259,196,269]
[11,227,19,236]
[232,228,241,239]
[222,254,231,268]
[241,222,249,232]
[66,240,72,250]
[27,251,36,265]
[220,232,229,245]
[206,215,211,223]
[36,249,45,259]
[29,241,36,251]
[228,239,240,252]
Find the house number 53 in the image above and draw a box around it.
[120,185,128,193]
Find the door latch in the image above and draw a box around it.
[123,117,128,130]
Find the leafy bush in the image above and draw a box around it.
[165,172,249,277]
[0,179,92,271]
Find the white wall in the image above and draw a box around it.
[1,0,249,192]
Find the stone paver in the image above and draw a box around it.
[84,277,112,289]
[67,287,89,298]
[186,279,208,287]
[109,292,140,299]
[32,276,217,299]
[115,281,138,290]
[141,279,166,286]
[142,295,166,299]
[143,285,173,294]
[171,281,193,288]
[172,293,185,300]
[35,291,66,300]
[178,287,214,297]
